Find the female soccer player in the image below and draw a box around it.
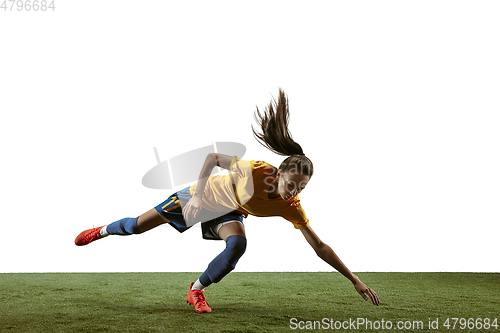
[75,89,380,313]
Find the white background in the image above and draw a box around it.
[1,1,499,273]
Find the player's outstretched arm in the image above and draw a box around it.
[300,227,380,306]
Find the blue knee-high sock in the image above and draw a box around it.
[106,217,141,235]
[199,235,247,287]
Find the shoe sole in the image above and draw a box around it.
[186,300,211,313]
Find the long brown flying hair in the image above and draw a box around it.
[252,88,314,177]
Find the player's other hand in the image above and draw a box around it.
[353,275,380,306]
[182,196,203,223]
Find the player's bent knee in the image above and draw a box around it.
[226,234,247,262]
[206,235,247,284]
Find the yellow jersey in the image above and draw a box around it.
[189,156,309,229]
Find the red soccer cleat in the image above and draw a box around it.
[186,282,212,313]
[74,226,105,246]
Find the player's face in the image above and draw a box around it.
[277,170,310,201]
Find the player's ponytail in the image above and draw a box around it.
[252,88,314,177]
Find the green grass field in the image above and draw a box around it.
[1,272,498,332]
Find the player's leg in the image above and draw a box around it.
[136,208,169,232]
[197,221,246,287]
[201,221,247,285]
[107,206,173,234]
[216,221,246,240]
[187,221,247,313]
[74,209,168,246]
[75,192,181,246]
[105,208,170,234]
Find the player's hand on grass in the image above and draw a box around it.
[353,276,380,306]
[182,196,203,222]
